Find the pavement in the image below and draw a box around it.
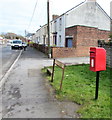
[1,46,89,118]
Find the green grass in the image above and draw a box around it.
[44,64,111,118]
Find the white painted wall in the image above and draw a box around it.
[51,15,65,47]
[65,1,110,31]
[96,3,110,31]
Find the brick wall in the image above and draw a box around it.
[76,26,98,47]
[100,44,112,68]
[33,43,50,55]
[65,25,110,57]
[98,30,110,42]
[65,26,77,47]
[52,47,77,58]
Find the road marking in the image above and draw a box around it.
[0,50,23,88]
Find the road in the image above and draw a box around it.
[1,47,80,118]
[0,44,22,119]
[0,45,21,80]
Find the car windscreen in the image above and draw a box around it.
[13,41,22,44]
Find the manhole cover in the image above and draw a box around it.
[28,69,38,77]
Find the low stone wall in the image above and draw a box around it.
[103,45,112,68]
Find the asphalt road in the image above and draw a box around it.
[0,44,22,119]
[0,44,21,80]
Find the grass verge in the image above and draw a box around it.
[43,64,111,118]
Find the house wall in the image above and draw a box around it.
[65,26,77,48]
[34,25,48,45]
[35,30,40,43]
[77,26,110,54]
[65,1,110,31]
[76,26,98,47]
[52,25,110,58]
[96,4,110,31]
[32,0,110,58]
[51,15,65,47]
[57,15,65,47]
[98,30,110,42]
[111,2,112,33]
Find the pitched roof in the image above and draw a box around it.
[51,1,85,22]
[51,0,111,22]
[96,2,111,20]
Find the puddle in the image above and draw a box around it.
[8,87,21,99]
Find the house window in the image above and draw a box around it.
[43,35,46,45]
[53,34,57,45]
[59,35,61,46]
[51,23,52,32]
[59,18,62,31]
[54,21,57,32]
[36,37,39,44]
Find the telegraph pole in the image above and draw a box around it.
[47,0,50,58]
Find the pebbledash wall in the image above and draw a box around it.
[52,25,110,58]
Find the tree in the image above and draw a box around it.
[0,32,25,40]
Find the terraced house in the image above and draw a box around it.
[32,0,110,58]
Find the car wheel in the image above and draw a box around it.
[11,46,13,50]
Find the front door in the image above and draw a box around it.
[66,38,73,48]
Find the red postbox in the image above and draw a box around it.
[90,47,106,72]
[90,47,106,99]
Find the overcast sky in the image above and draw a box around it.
[0,0,111,36]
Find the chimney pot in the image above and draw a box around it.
[52,15,59,20]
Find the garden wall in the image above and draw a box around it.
[103,45,112,68]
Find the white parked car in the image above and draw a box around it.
[22,42,27,50]
[11,39,23,50]
[22,42,27,47]
[7,40,13,46]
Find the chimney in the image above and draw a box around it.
[86,0,96,2]
[52,15,59,20]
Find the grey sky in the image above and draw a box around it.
[0,0,111,36]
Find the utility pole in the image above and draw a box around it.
[47,0,50,58]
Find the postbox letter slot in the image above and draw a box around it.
[90,51,95,53]
[91,56,95,58]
